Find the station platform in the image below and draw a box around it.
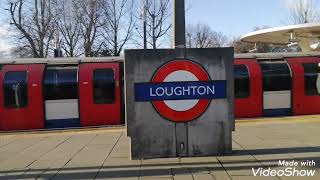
[0,116,320,180]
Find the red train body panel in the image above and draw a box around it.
[234,59,263,118]
[287,57,320,115]
[0,64,45,131]
[79,63,121,126]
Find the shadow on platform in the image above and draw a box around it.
[1,146,319,180]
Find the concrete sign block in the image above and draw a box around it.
[125,48,234,159]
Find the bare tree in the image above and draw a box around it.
[186,23,228,48]
[231,39,277,53]
[230,38,255,53]
[134,0,172,49]
[56,0,82,57]
[102,0,134,56]
[75,0,104,57]
[231,37,301,53]
[10,45,33,58]
[6,0,57,58]
[287,0,319,24]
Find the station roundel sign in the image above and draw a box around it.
[151,60,211,122]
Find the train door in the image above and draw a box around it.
[43,66,80,128]
[0,64,45,131]
[287,57,320,115]
[234,59,263,118]
[79,63,121,126]
[260,61,292,116]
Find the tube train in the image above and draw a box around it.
[0,52,320,131]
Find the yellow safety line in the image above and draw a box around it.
[236,115,320,124]
[0,126,125,138]
[1,115,320,137]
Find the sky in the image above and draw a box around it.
[186,0,298,37]
[0,0,319,55]
[0,0,11,56]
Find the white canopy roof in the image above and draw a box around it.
[241,23,320,52]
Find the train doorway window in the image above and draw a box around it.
[43,66,78,100]
[234,65,250,98]
[303,63,320,96]
[260,63,292,91]
[4,71,28,109]
[93,68,115,104]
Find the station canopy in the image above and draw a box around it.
[241,23,320,52]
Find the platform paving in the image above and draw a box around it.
[0,116,320,179]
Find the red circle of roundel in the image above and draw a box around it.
[152,60,210,123]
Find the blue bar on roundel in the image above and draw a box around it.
[134,80,227,102]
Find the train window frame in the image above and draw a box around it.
[93,68,116,104]
[260,62,292,92]
[234,64,250,99]
[3,71,28,109]
[302,63,320,96]
[43,66,79,100]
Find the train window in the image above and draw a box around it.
[234,65,250,98]
[93,69,115,104]
[260,63,292,91]
[303,63,320,96]
[44,67,78,100]
[4,71,28,108]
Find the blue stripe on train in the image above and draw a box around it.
[45,118,81,129]
[263,108,292,117]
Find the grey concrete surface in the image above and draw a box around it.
[125,48,234,159]
[0,117,319,179]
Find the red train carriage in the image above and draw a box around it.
[1,53,320,131]
[0,58,124,131]
[237,23,320,118]
[234,53,320,118]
